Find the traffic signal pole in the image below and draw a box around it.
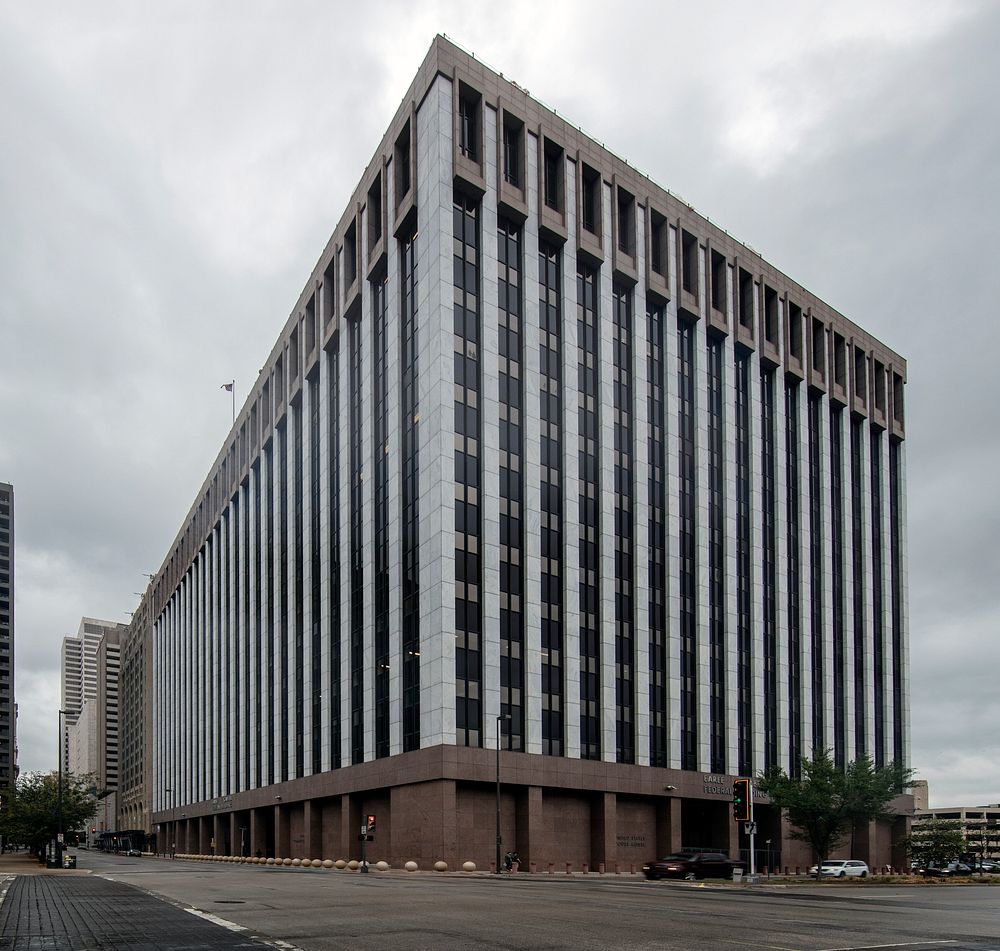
[733,778,756,882]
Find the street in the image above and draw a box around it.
[12,849,993,951]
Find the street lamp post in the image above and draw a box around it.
[495,713,510,875]
[56,708,66,868]
[165,787,175,858]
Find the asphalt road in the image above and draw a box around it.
[67,850,1000,951]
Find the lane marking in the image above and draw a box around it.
[183,906,248,932]
[815,942,958,951]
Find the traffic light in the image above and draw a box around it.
[366,814,377,836]
[732,778,751,821]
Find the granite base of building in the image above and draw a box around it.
[153,747,911,873]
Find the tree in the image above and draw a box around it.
[904,820,966,869]
[757,750,911,879]
[842,756,914,857]
[0,772,99,857]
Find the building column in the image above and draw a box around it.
[515,786,543,867]
[212,814,224,854]
[728,817,740,862]
[304,799,321,859]
[590,791,616,871]
[656,795,682,855]
[249,808,262,857]
[274,803,289,858]
[854,818,877,868]
[339,793,356,860]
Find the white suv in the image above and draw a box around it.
[808,859,870,878]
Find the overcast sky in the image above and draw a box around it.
[2,1,997,808]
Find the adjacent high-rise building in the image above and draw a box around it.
[62,618,123,817]
[147,37,911,869]
[118,591,153,836]
[0,482,16,790]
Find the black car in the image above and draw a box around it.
[643,851,744,881]
[923,862,972,877]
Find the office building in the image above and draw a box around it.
[118,591,153,836]
[0,482,15,789]
[62,617,123,834]
[149,37,911,870]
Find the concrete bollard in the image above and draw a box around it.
[614,863,620,875]
[490,861,496,874]
[434,860,448,872]
[598,863,604,875]
[404,861,418,872]
[583,863,589,874]
[630,863,636,875]
[566,862,572,874]
[549,863,555,874]
[462,861,477,872]
[529,862,537,874]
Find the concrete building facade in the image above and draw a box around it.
[118,591,154,836]
[149,37,911,870]
[0,482,15,790]
[912,783,1000,862]
[62,617,123,836]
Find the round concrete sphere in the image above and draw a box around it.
[404,861,419,872]
[462,861,477,872]
[281,858,292,866]
[291,858,301,867]
[322,859,334,869]
[347,860,359,871]
[266,857,275,866]
[335,859,347,869]
[434,860,448,872]
[376,861,389,871]
[311,859,322,868]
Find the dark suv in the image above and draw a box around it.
[642,851,744,881]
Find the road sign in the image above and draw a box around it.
[57,833,64,844]
[744,821,757,835]
[360,825,368,836]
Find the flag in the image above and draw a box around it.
[221,382,234,392]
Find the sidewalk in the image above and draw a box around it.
[0,875,273,950]
[0,851,90,877]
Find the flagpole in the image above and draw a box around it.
[221,381,236,425]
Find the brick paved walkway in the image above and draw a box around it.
[0,876,270,950]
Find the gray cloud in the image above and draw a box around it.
[2,1,996,807]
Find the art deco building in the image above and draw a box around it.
[0,482,15,790]
[149,37,911,869]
